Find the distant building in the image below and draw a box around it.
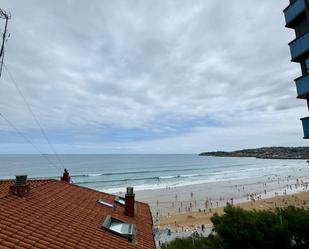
[283,0,309,138]
[0,171,155,249]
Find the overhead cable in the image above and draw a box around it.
[3,63,65,169]
[0,112,61,173]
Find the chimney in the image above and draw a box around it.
[9,175,30,197]
[125,187,135,217]
[61,168,70,183]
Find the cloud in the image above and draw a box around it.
[0,0,306,153]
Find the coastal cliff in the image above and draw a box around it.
[199,147,309,159]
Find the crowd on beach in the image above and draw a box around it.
[151,175,309,248]
[153,175,309,229]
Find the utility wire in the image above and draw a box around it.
[3,63,65,169]
[0,8,10,78]
[0,112,61,173]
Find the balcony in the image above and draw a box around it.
[301,116,309,138]
[284,0,305,28]
[289,31,309,62]
[295,74,309,98]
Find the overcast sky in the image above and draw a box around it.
[0,0,307,154]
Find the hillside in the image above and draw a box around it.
[199,147,309,159]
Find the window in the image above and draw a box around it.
[114,196,125,205]
[102,215,135,240]
[97,199,114,208]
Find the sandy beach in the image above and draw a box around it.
[134,173,309,230]
[151,190,309,247]
[157,190,309,230]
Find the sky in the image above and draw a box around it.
[0,0,307,154]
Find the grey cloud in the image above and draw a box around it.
[0,0,305,152]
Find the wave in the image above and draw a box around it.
[74,176,161,185]
[87,173,102,177]
[100,175,252,193]
[75,172,213,185]
[159,174,202,179]
[29,159,289,181]
[70,162,267,179]
[29,164,289,186]
[159,175,175,179]
[74,165,291,186]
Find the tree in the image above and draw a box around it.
[165,205,309,249]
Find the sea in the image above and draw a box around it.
[0,154,308,194]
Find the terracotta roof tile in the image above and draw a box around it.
[0,246,10,249]
[0,179,155,249]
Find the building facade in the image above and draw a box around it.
[283,0,309,138]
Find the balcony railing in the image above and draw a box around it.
[289,31,309,62]
[284,0,305,27]
[295,74,309,98]
[301,116,309,138]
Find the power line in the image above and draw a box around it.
[0,9,64,175]
[0,112,61,173]
[3,63,65,169]
[0,8,10,78]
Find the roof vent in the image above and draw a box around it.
[9,175,30,197]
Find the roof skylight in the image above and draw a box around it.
[102,215,135,241]
[115,196,125,205]
[97,199,114,208]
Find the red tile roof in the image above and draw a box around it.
[0,179,155,249]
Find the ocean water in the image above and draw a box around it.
[0,154,307,193]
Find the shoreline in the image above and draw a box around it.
[156,187,309,230]
[133,175,309,230]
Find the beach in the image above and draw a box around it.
[151,190,309,248]
[156,190,309,229]
[135,170,309,248]
[135,173,309,229]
